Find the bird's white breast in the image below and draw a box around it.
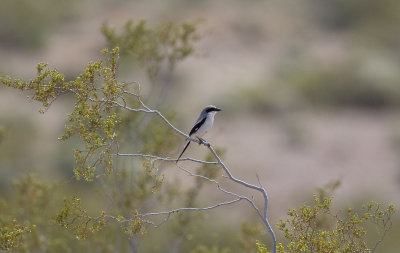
[193,112,216,137]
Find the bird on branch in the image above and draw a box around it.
[176,105,221,162]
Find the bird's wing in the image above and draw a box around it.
[189,116,206,136]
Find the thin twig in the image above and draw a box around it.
[115,153,218,165]
[103,197,244,227]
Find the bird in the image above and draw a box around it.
[176,105,221,162]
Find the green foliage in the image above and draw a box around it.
[0,17,201,183]
[256,240,270,253]
[1,40,178,248]
[121,213,146,236]
[276,195,395,253]
[143,160,165,194]
[1,48,122,181]
[102,19,200,79]
[0,220,34,251]
[56,196,107,240]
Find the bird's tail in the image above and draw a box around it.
[176,141,190,163]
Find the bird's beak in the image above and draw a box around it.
[216,107,222,111]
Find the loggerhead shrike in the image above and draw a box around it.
[176,105,221,162]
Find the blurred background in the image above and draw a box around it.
[1,0,400,252]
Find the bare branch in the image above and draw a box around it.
[103,197,244,227]
[175,162,264,220]
[101,83,277,253]
[115,153,218,165]
[204,143,276,252]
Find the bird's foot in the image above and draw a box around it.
[197,137,210,147]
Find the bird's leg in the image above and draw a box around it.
[197,137,210,147]
[197,137,204,145]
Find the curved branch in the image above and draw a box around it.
[175,163,265,221]
[204,143,276,252]
[98,83,277,252]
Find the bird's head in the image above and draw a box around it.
[204,105,222,114]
